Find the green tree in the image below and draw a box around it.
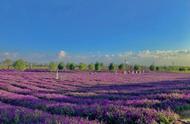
[79,63,87,71]
[70,63,76,70]
[134,65,140,71]
[118,64,125,71]
[109,63,116,72]
[88,63,95,71]
[2,59,13,69]
[13,59,27,71]
[149,64,155,71]
[100,62,106,70]
[156,66,160,71]
[95,62,101,71]
[58,62,65,70]
[66,63,76,70]
[179,67,186,71]
[49,62,58,72]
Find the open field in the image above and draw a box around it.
[0,71,190,124]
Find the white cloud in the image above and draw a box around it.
[105,54,110,58]
[0,52,18,60]
[58,50,66,59]
[115,49,190,65]
[0,49,190,65]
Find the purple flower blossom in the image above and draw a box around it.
[0,71,189,123]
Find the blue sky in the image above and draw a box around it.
[0,0,190,64]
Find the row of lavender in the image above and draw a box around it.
[0,71,190,123]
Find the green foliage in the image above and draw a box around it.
[13,59,27,71]
[156,66,160,71]
[179,67,186,71]
[4,58,190,73]
[154,66,190,72]
[2,59,13,69]
[118,64,125,71]
[70,63,76,70]
[88,64,95,71]
[58,62,65,70]
[100,62,106,70]
[109,63,116,72]
[134,65,140,71]
[100,63,104,67]
[49,62,58,72]
[158,112,178,124]
[149,65,155,71]
[66,63,76,70]
[158,113,171,124]
[175,104,190,112]
[79,63,87,71]
[95,62,101,71]
[126,65,133,71]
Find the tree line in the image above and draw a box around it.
[1,59,190,73]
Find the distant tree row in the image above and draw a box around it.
[1,59,190,73]
[0,59,27,71]
[49,62,152,73]
[41,63,190,73]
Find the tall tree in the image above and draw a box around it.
[149,65,155,71]
[118,64,125,71]
[13,59,27,71]
[95,62,101,71]
[109,63,116,72]
[79,63,87,71]
[49,62,58,72]
[2,59,13,69]
[58,62,65,70]
[88,64,95,71]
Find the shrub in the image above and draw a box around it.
[95,62,101,71]
[58,62,65,70]
[109,63,116,72]
[66,63,76,70]
[157,110,179,124]
[118,64,125,71]
[134,65,140,71]
[2,59,13,69]
[175,104,190,112]
[100,63,105,69]
[79,63,87,71]
[149,65,155,71]
[179,67,186,71]
[88,64,95,71]
[13,59,27,71]
[156,66,160,71]
[49,62,58,72]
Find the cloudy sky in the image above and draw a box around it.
[1,50,190,66]
[0,1,190,65]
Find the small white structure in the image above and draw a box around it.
[123,71,127,74]
[56,70,59,80]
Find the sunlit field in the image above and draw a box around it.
[0,70,190,123]
[1,1,190,124]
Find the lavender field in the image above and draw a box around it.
[0,71,190,124]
